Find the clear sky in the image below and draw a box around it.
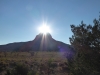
[0,0,100,45]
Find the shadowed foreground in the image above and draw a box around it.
[0,51,70,75]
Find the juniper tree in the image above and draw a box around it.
[69,15,100,75]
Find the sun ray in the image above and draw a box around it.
[38,23,51,35]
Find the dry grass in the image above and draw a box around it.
[0,51,69,75]
[0,51,66,62]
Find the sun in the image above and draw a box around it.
[38,23,51,34]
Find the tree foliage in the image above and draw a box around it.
[69,15,100,75]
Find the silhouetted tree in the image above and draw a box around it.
[68,15,100,75]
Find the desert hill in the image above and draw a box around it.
[0,33,75,54]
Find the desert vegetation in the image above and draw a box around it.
[68,15,100,75]
[0,15,100,75]
[0,51,69,75]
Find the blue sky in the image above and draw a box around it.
[0,0,100,45]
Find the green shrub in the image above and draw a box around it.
[6,63,29,75]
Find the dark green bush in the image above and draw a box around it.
[6,63,29,75]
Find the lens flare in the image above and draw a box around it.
[38,23,51,34]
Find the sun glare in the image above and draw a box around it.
[38,23,51,34]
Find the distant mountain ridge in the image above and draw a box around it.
[0,33,75,54]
